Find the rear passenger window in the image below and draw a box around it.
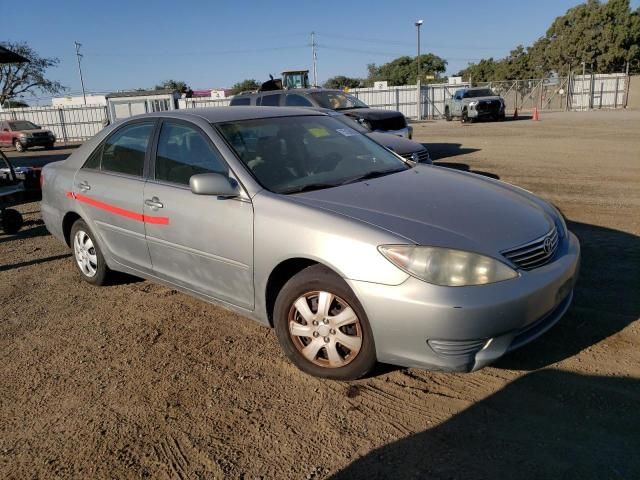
[231,97,251,106]
[285,94,312,107]
[155,121,227,186]
[101,122,154,177]
[260,94,281,107]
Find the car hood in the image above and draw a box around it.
[19,129,53,135]
[340,108,404,121]
[289,166,554,255]
[366,132,423,155]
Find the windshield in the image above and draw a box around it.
[463,89,496,98]
[309,91,368,110]
[217,115,408,194]
[9,121,39,131]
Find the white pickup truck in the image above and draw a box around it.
[444,87,506,123]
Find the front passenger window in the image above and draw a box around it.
[155,122,227,185]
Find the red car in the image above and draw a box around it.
[0,120,56,152]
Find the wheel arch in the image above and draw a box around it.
[62,211,82,247]
[264,257,345,328]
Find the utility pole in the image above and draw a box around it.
[74,41,87,105]
[415,20,423,120]
[311,32,318,87]
[581,61,586,111]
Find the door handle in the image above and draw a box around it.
[144,197,164,209]
[78,180,91,191]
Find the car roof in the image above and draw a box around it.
[144,106,327,123]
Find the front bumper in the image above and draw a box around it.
[347,232,580,372]
[20,136,55,147]
[374,126,412,139]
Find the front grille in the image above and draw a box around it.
[475,100,501,113]
[501,227,559,270]
[401,149,430,163]
[32,132,49,138]
[370,115,406,132]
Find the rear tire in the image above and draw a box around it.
[1,208,23,234]
[14,139,25,152]
[273,264,377,380]
[445,107,452,121]
[70,219,111,286]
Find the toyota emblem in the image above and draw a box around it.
[543,236,553,254]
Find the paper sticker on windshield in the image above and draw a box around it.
[336,128,358,137]
[308,127,330,138]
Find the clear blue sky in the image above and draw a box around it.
[3,0,639,98]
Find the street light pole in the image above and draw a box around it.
[415,20,423,120]
[311,31,318,87]
[74,41,87,105]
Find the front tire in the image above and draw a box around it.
[70,219,111,286]
[1,208,23,234]
[274,264,376,380]
[14,139,25,152]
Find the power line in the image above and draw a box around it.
[317,44,484,62]
[84,45,307,57]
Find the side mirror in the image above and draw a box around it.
[189,172,240,197]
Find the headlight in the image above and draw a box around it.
[469,101,478,107]
[551,206,568,239]
[379,245,518,286]
[358,118,372,130]
[18,133,29,138]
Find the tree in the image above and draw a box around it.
[2,99,29,108]
[155,79,189,93]
[230,79,260,95]
[0,41,65,106]
[366,54,447,86]
[323,75,363,89]
[458,0,640,81]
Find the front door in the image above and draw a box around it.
[143,119,254,309]
[71,120,156,272]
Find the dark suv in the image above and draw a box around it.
[230,88,412,138]
[0,120,56,152]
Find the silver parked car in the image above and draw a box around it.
[41,107,580,380]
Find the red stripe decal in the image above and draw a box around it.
[67,192,170,225]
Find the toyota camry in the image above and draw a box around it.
[41,107,580,380]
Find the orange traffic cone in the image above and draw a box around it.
[532,107,539,121]
[513,107,518,120]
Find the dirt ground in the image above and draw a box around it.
[1,110,639,479]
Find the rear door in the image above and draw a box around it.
[71,120,156,272]
[143,119,254,309]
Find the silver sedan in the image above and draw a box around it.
[41,107,580,380]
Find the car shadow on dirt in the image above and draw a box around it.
[0,252,71,273]
[330,369,640,479]
[0,222,49,245]
[423,143,480,161]
[496,221,639,371]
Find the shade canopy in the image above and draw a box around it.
[0,45,29,64]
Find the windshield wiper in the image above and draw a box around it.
[280,183,339,194]
[340,168,406,185]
